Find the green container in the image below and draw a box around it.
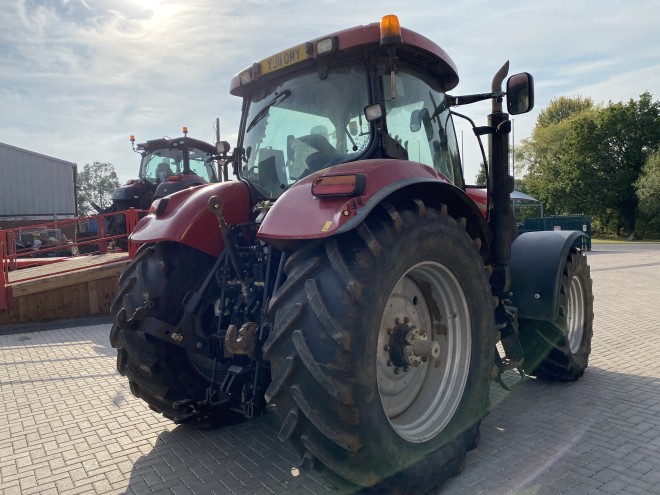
[524,215,591,251]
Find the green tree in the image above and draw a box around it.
[594,92,660,234]
[76,162,120,216]
[474,162,487,186]
[635,149,660,237]
[520,93,660,235]
[535,95,594,128]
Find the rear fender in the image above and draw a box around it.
[257,160,491,255]
[509,230,585,321]
[130,181,251,257]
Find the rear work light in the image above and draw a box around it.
[316,36,338,55]
[312,174,366,197]
[239,69,252,85]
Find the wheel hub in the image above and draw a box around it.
[386,320,441,372]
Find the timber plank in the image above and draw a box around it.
[45,288,64,317]
[11,262,128,297]
[88,282,99,314]
[34,292,48,321]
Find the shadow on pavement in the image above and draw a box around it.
[122,364,660,495]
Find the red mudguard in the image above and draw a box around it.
[257,159,453,242]
[465,187,488,217]
[130,181,251,257]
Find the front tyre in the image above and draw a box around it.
[520,248,594,380]
[263,199,495,491]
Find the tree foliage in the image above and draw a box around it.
[635,149,660,237]
[474,162,487,186]
[520,93,660,236]
[76,162,120,217]
[535,95,594,128]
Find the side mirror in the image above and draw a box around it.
[410,108,429,132]
[506,72,534,115]
[216,140,231,155]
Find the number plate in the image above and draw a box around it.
[260,43,310,75]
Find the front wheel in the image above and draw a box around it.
[263,199,495,491]
[520,248,594,380]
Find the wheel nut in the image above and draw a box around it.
[387,328,393,335]
[403,366,409,373]
[384,344,390,352]
[387,360,393,367]
[196,342,203,349]
[394,368,401,375]
[404,317,410,324]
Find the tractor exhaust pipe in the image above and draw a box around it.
[488,61,515,296]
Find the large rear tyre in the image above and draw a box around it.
[263,199,495,492]
[110,242,232,425]
[519,248,594,381]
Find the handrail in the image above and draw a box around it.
[1,208,147,310]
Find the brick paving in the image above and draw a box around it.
[1,243,659,494]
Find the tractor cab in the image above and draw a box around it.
[230,16,464,200]
[133,129,219,200]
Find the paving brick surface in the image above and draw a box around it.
[1,243,659,494]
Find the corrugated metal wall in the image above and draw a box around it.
[0,142,77,220]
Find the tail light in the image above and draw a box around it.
[312,174,366,197]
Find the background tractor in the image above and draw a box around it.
[110,15,594,493]
[99,128,222,245]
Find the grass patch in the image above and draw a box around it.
[591,236,660,244]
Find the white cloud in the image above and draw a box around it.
[1,0,659,185]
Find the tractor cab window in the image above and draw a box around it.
[240,64,370,198]
[140,150,183,184]
[383,67,462,186]
[139,146,217,183]
[188,147,218,181]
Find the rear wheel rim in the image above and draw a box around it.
[377,261,471,443]
[567,275,585,354]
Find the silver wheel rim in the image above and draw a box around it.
[377,261,471,443]
[567,275,585,354]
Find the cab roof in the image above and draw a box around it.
[229,20,459,97]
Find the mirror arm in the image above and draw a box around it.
[447,92,506,107]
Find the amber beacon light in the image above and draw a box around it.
[380,15,403,45]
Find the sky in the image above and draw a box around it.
[1,0,659,185]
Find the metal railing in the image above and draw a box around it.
[1,208,146,310]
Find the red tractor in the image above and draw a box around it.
[110,15,593,492]
[100,128,223,246]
